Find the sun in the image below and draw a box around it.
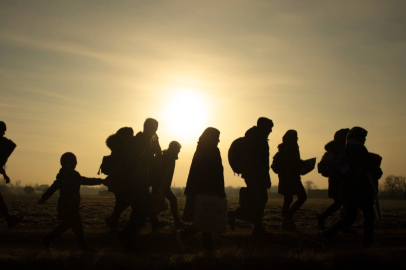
[161,89,209,141]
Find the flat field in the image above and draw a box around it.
[0,195,405,269]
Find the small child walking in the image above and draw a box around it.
[38,152,104,250]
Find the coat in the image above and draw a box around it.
[41,168,103,221]
[182,143,226,222]
[343,139,383,202]
[276,142,304,195]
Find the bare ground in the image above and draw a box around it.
[0,195,405,269]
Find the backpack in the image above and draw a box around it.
[228,137,247,175]
[271,152,285,174]
[328,152,351,183]
[97,155,113,175]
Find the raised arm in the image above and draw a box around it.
[80,177,103,186]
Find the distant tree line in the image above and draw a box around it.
[1,176,406,199]
[380,175,406,199]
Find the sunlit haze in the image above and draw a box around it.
[161,89,209,141]
[1,1,405,190]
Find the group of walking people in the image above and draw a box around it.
[0,117,382,251]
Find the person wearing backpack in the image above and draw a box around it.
[227,117,274,236]
[272,130,307,230]
[316,128,349,230]
[0,121,23,228]
[118,118,166,250]
[103,127,134,232]
[320,127,383,246]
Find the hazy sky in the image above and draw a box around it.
[1,0,405,189]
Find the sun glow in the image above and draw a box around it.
[161,89,209,141]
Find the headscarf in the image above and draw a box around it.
[198,127,220,146]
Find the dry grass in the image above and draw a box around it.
[1,195,406,269]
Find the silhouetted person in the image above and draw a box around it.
[321,127,383,246]
[38,152,104,250]
[317,128,350,230]
[118,118,165,250]
[104,127,134,231]
[150,141,185,229]
[274,130,307,230]
[0,121,22,228]
[227,117,273,236]
[176,128,226,250]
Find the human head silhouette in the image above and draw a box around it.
[168,141,181,158]
[199,127,220,146]
[347,127,368,145]
[257,117,273,137]
[0,121,6,138]
[60,152,77,169]
[334,128,350,145]
[283,130,298,143]
[116,127,134,142]
[143,118,158,140]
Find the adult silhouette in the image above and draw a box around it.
[321,127,383,246]
[177,127,225,250]
[0,121,22,228]
[272,130,307,230]
[118,118,166,250]
[317,129,350,230]
[150,141,185,229]
[227,117,274,236]
[104,127,134,231]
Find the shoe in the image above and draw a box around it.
[174,222,186,230]
[42,238,52,250]
[7,215,23,229]
[317,231,334,239]
[175,230,185,251]
[105,217,115,228]
[227,212,236,231]
[317,214,325,231]
[342,228,358,235]
[152,221,168,232]
[80,245,96,252]
[252,228,273,237]
[118,231,131,249]
[282,217,296,231]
